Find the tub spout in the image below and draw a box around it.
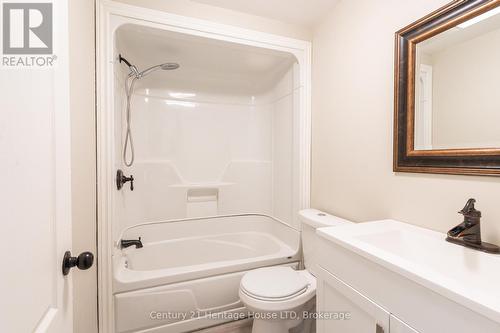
[121,237,143,249]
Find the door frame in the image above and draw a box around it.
[415,64,433,150]
[96,1,312,332]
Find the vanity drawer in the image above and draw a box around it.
[316,266,390,333]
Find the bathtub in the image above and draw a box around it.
[113,214,300,333]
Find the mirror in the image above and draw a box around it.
[414,7,500,150]
[394,0,500,176]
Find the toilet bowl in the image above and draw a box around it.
[239,266,316,333]
[239,209,353,333]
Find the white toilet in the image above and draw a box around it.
[239,209,353,333]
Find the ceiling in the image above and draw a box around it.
[190,0,339,28]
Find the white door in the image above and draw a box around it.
[0,1,79,332]
[316,266,390,333]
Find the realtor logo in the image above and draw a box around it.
[2,2,53,54]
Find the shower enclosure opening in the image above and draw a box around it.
[102,16,311,332]
[114,24,301,229]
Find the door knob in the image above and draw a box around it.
[62,251,94,276]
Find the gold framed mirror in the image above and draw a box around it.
[394,0,500,176]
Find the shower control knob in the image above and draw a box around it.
[62,251,94,276]
[116,169,134,191]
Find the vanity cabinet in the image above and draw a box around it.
[315,232,500,333]
[317,266,416,333]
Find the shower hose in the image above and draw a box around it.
[123,75,137,167]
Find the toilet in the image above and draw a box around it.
[239,209,353,333]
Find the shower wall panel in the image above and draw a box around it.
[113,61,298,237]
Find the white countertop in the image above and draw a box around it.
[317,220,500,324]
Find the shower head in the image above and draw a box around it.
[119,55,180,79]
[138,62,180,78]
[161,63,180,70]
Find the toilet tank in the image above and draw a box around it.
[299,209,353,276]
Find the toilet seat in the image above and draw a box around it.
[240,267,309,301]
[239,267,316,312]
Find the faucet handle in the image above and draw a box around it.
[128,175,134,191]
[116,169,134,191]
[459,198,481,218]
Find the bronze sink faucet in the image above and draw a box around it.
[446,199,500,254]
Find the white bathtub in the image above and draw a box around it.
[113,214,300,332]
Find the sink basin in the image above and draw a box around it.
[317,220,500,324]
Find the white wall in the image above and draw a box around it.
[431,28,500,149]
[312,0,500,244]
[114,0,312,41]
[69,1,97,332]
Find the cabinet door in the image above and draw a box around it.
[317,266,390,333]
[390,315,420,333]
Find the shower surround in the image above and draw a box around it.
[97,3,311,332]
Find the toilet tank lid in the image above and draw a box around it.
[299,209,353,229]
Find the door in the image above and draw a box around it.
[316,266,390,333]
[0,1,74,331]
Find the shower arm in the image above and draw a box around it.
[119,54,140,79]
[119,54,133,67]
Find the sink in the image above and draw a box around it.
[317,220,500,324]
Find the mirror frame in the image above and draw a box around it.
[394,0,500,176]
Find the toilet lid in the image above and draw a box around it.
[240,267,309,300]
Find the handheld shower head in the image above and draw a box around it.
[119,55,180,79]
[138,62,180,78]
[161,63,180,70]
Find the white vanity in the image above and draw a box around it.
[315,220,500,333]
